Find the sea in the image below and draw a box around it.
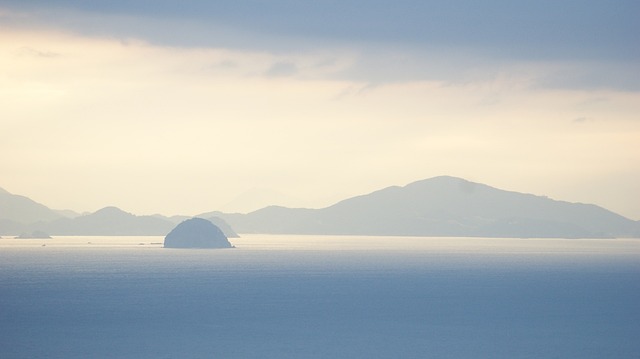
[1,235,639,358]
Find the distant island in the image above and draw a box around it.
[164,218,233,248]
[0,189,238,237]
[16,230,51,239]
[210,176,640,238]
[1,176,639,238]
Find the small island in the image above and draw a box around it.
[164,218,233,249]
[16,230,52,239]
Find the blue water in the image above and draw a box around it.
[1,236,639,358]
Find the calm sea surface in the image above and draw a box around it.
[1,235,639,358]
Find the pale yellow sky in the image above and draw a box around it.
[1,10,639,219]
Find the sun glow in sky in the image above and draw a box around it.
[1,1,639,218]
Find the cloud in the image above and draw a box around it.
[533,61,640,92]
[2,2,639,92]
[18,46,59,58]
[264,61,297,77]
[215,60,238,68]
[6,1,638,61]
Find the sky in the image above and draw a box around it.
[1,1,639,219]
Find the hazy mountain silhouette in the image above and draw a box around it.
[53,208,84,219]
[153,213,240,238]
[0,190,239,237]
[214,176,639,238]
[15,230,52,239]
[2,177,638,238]
[220,187,306,213]
[37,207,239,237]
[35,207,174,235]
[0,187,63,224]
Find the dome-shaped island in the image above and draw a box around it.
[164,218,233,249]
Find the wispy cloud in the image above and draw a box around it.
[573,117,590,124]
[264,61,297,77]
[18,46,59,58]
[3,1,638,91]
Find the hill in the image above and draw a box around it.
[0,187,63,224]
[164,218,233,248]
[0,197,238,237]
[2,177,638,238]
[40,206,176,235]
[214,176,639,238]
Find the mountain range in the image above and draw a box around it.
[0,188,237,238]
[1,176,638,238]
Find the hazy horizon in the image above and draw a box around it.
[1,1,639,219]
[2,175,640,228]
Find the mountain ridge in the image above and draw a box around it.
[0,187,63,224]
[216,176,639,238]
[1,177,638,238]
